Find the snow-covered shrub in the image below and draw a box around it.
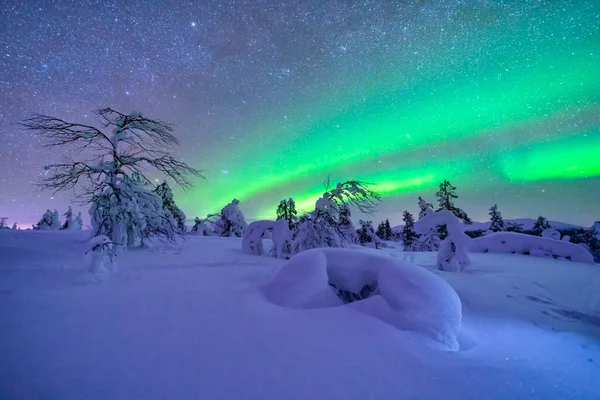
[34,209,54,230]
[61,206,74,230]
[214,199,247,237]
[262,248,462,350]
[242,219,291,259]
[532,216,551,235]
[416,210,471,272]
[191,216,213,236]
[470,232,594,264]
[541,228,560,240]
[51,209,61,230]
[86,235,116,281]
[292,213,341,253]
[11,223,17,230]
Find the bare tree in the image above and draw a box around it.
[21,108,202,246]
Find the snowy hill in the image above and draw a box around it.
[1,230,599,399]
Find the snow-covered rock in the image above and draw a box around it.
[470,232,594,264]
[263,248,462,350]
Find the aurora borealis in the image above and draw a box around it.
[1,1,599,227]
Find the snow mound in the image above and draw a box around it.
[470,232,594,264]
[263,248,462,350]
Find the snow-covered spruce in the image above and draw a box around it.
[34,209,57,230]
[470,232,594,264]
[416,210,471,272]
[213,199,247,237]
[357,220,382,248]
[154,181,187,232]
[488,204,505,232]
[262,248,462,351]
[242,219,291,259]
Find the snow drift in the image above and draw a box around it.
[262,248,462,350]
[470,232,594,264]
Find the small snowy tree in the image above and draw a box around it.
[154,181,187,232]
[21,108,201,248]
[435,180,472,224]
[11,222,17,230]
[292,179,381,252]
[74,212,83,230]
[61,206,74,230]
[418,196,434,220]
[416,210,471,272]
[375,221,386,240]
[488,204,505,232]
[35,209,54,230]
[51,209,61,230]
[338,203,358,243]
[384,219,393,241]
[358,220,381,248]
[506,222,524,233]
[214,199,247,237]
[276,198,298,230]
[0,217,7,229]
[532,215,551,236]
[401,211,420,251]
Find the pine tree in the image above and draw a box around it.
[61,206,74,230]
[488,204,505,232]
[375,221,386,239]
[358,220,378,244]
[532,215,551,235]
[435,180,472,224]
[154,181,187,232]
[384,219,393,240]
[401,211,419,250]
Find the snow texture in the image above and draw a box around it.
[470,232,594,264]
[263,248,462,350]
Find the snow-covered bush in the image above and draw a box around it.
[86,235,117,281]
[50,209,61,230]
[214,199,247,237]
[532,216,551,235]
[488,204,505,232]
[416,210,471,271]
[541,228,560,240]
[11,223,17,230]
[262,248,462,350]
[470,232,594,264]
[191,216,214,236]
[34,209,54,230]
[242,219,291,259]
[292,213,341,253]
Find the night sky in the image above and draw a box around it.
[1,0,599,228]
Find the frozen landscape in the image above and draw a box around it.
[1,229,599,399]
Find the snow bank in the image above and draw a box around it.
[470,232,594,264]
[263,248,462,350]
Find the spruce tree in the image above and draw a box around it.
[532,215,551,235]
[384,219,393,240]
[488,204,505,232]
[376,221,386,239]
[51,209,61,230]
[154,181,187,231]
[435,180,472,224]
[401,211,419,250]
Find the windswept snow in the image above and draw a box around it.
[264,248,462,350]
[0,229,599,399]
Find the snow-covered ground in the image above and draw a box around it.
[1,230,599,399]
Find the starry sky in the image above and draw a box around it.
[1,0,599,228]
